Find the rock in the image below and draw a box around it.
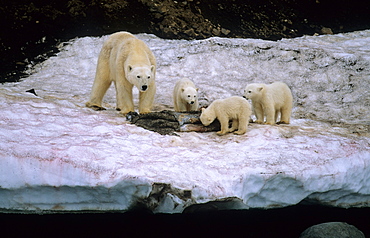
[300,222,365,238]
[212,27,221,36]
[126,111,221,135]
[2,0,370,83]
[221,28,231,35]
[25,89,37,96]
[184,28,197,37]
[321,27,334,35]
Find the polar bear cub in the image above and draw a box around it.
[243,82,293,125]
[173,78,199,112]
[200,96,252,135]
[86,31,156,114]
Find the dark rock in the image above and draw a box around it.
[126,110,220,135]
[25,89,37,96]
[221,28,231,36]
[320,27,334,35]
[300,222,365,238]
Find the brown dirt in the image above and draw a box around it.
[1,0,369,82]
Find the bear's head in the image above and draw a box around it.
[243,83,265,100]
[126,65,155,92]
[200,107,215,126]
[181,87,198,105]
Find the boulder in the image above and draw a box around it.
[300,222,365,238]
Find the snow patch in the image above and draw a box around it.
[0,30,369,213]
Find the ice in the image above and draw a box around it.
[0,30,369,213]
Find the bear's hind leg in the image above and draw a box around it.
[86,76,111,110]
[234,116,248,135]
[86,50,112,110]
[278,108,291,124]
[275,110,280,123]
[228,119,239,133]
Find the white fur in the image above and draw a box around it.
[200,96,252,135]
[86,31,156,114]
[173,78,199,112]
[243,82,293,124]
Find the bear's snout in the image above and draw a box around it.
[141,85,148,91]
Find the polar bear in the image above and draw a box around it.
[200,96,252,135]
[243,82,293,125]
[173,78,199,112]
[86,31,156,114]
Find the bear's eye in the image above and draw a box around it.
[147,76,150,79]
[248,90,252,93]
[187,95,191,97]
[137,76,141,79]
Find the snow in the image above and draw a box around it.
[0,30,370,213]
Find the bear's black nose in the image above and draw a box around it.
[141,85,148,91]
[190,101,194,104]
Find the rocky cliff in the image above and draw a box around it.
[1,0,369,82]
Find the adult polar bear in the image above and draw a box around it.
[86,32,156,114]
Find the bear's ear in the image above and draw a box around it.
[196,88,199,91]
[150,65,155,73]
[128,65,133,72]
[257,86,264,92]
[181,88,185,92]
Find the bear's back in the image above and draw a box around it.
[213,96,250,112]
[267,82,292,104]
[104,32,136,49]
[103,32,155,65]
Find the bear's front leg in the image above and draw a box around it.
[264,106,276,125]
[115,82,135,115]
[177,101,188,112]
[139,85,156,114]
[253,103,264,124]
[216,116,229,135]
